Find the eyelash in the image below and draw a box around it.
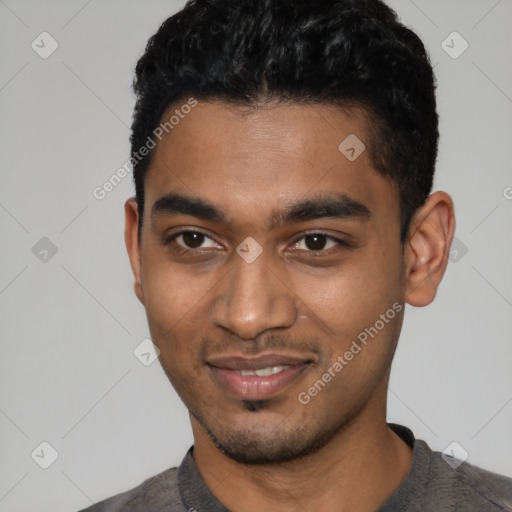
[163,230,352,255]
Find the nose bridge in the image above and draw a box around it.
[211,255,296,339]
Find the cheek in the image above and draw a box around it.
[140,255,217,369]
[141,269,196,369]
[141,251,208,326]
[288,246,403,336]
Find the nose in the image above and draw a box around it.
[210,255,297,340]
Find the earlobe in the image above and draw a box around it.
[404,191,455,307]
[124,198,145,304]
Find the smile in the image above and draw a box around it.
[206,354,312,401]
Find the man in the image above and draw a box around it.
[80,0,512,510]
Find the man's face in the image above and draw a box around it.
[133,100,406,463]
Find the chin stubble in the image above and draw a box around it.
[190,398,364,466]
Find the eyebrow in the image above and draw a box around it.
[152,193,225,223]
[151,192,371,229]
[270,194,371,229]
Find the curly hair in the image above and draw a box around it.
[131,0,438,242]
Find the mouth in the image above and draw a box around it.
[207,354,313,401]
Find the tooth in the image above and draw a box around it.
[255,367,273,377]
[237,365,290,376]
[255,365,287,376]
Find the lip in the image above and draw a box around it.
[207,353,313,400]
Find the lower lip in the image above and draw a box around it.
[208,364,309,400]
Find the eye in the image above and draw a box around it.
[166,230,220,250]
[292,233,346,252]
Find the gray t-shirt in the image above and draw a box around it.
[78,424,512,511]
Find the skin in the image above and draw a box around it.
[125,100,455,512]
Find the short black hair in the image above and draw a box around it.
[131,0,438,242]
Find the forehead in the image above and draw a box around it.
[144,100,398,229]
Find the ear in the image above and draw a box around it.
[124,198,145,304]
[404,191,455,307]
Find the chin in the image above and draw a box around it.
[191,406,348,465]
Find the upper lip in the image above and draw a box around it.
[207,353,313,371]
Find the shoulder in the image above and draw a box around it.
[428,448,512,511]
[383,425,512,512]
[76,466,187,512]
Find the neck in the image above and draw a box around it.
[191,400,413,512]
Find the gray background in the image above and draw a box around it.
[0,0,511,510]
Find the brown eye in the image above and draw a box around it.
[304,234,328,250]
[182,232,205,248]
[295,233,341,252]
[168,231,220,250]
